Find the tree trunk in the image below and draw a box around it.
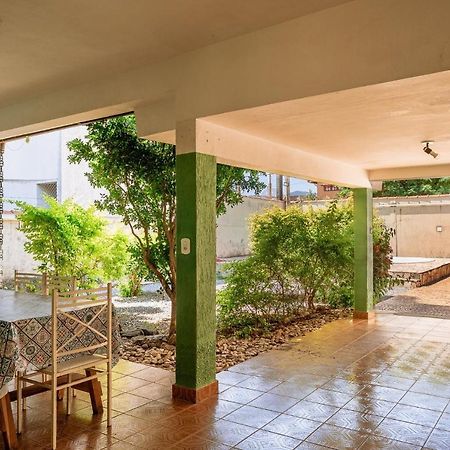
[167,290,176,344]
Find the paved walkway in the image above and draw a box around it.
[377,277,450,318]
[9,313,450,449]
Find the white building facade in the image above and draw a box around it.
[4,126,99,211]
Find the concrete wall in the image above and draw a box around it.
[300,195,450,258]
[375,197,450,258]
[7,194,450,277]
[216,197,284,257]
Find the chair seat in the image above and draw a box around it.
[40,354,106,375]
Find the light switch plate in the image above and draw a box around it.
[181,238,191,254]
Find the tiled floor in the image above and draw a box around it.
[5,312,450,449]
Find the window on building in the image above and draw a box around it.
[37,182,57,207]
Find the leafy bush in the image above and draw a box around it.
[15,196,129,287]
[218,200,396,333]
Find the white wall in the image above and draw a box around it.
[216,197,284,257]
[3,216,36,279]
[300,195,450,258]
[4,132,60,180]
[59,126,102,207]
[4,126,102,209]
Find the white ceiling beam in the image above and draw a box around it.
[135,97,175,139]
[369,165,450,181]
[192,120,370,188]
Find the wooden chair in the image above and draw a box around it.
[17,284,113,450]
[14,270,77,296]
[0,385,17,449]
[14,272,77,404]
[43,274,77,296]
[13,270,42,293]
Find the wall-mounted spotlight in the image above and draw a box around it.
[422,141,438,159]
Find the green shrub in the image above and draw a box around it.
[217,257,279,335]
[15,196,129,287]
[218,199,396,333]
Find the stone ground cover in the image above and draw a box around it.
[117,302,351,372]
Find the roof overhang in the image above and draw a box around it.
[2,0,450,186]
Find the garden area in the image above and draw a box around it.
[7,115,397,374]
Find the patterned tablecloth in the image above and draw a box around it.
[0,290,121,387]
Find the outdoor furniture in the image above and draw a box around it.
[0,385,17,449]
[44,274,77,296]
[0,288,120,449]
[17,284,113,449]
[14,270,77,296]
[13,271,42,293]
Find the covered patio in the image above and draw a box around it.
[2,0,450,448]
[4,313,450,449]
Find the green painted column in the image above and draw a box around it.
[353,188,374,318]
[173,151,217,402]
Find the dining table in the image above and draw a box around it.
[0,289,121,449]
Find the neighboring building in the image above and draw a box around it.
[316,183,341,200]
[3,126,100,211]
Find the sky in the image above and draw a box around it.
[255,174,317,197]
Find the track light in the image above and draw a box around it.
[422,141,438,159]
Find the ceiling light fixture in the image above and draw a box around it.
[422,141,438,159]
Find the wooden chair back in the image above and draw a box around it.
[14,270,42,293]
[44,274,77,296]
[52,284,113,366]
[14,270,77,296]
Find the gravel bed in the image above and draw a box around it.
[119,306,352,372]
[114,290,171,333]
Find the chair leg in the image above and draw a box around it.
[107,361,112,427]
[21,372,26,411]
[66,374,72,415]
[0,392,18,449]
[52,378,57,450]
[16,374,22,434]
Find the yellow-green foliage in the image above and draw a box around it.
[16,196,129,287]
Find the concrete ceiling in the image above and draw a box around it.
[0,0,352,105]
[205,71,450,172]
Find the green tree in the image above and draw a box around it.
[374,178,450,197]
[67,115,264,340]
[15,197,129,286]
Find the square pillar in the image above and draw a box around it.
[353,188,374,319]
[172,148,218,403]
